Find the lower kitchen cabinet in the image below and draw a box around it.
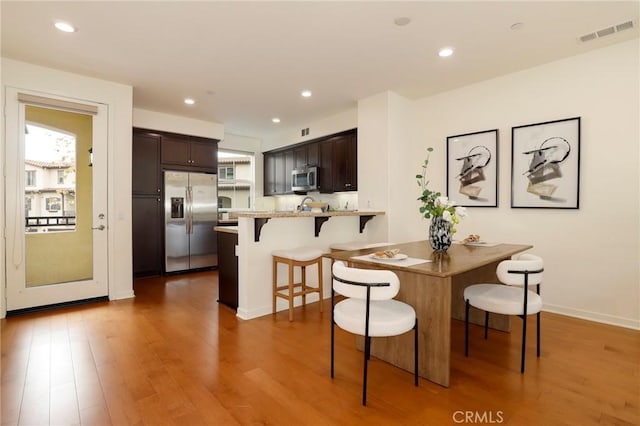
[133,196,163,277]
[217,230,238,310]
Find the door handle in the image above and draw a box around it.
[92,225,106,231]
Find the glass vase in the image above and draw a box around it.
[429,216,452,252]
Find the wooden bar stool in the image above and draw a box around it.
[272,247,324,321]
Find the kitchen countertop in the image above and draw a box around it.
[234,210,385,219]
[214,226,238,234]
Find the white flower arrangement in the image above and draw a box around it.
[417,148,467,234]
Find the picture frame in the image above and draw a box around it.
[511,117,581,209]
[446,129,498,207]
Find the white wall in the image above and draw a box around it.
[357,91,418,244]
[1,58,135,317]
[386,39,639,329]
[133,108,224,140]
[262,108,357,151]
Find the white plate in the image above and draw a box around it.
[370,253,408,261]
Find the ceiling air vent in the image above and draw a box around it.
[579,20,635,43]
[616,21,634,32]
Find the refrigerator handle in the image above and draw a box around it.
[187,186,193,234]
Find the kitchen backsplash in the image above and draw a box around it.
[273,192,358,212]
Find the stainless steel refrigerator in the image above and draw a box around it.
[164,171,218,272]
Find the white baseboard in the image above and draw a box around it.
[109,290,135,301]
[543,304,640,330]
[237,306,271,320]
[237,295,323,321]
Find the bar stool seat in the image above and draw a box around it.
[272,247,324,321]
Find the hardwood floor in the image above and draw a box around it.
[1,270,638,425]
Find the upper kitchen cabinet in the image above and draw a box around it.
[285,150,295,193]
[132,130,161,195]
[262,128,357,195]
[317,129,358,193]
[307,143,319,167]
[161,134,218,170]
[293,145,309,168]
[332,131,357,192]
[318,139,334,193]
[264,151,287,195]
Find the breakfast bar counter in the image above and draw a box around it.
[235,210,385,241]
[233,210,386,321]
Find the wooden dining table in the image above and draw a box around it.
[324,240,532,387]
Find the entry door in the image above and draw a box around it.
[4,88,108,311]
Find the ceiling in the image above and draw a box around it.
[2,1,638,140]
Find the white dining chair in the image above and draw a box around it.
[331,261,418,406]
[464,253,544,373]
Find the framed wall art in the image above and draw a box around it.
[446,129,498,207]
[511,116,581,209]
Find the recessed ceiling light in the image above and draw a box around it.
[394,17,411,26]
[438,47,454,57]
[54,21,76,33]
[272,118,281,123]
[301,90,312,98]
[184,98,195,105]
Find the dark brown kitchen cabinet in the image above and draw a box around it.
[262,128,357,195]
[161,136,218,169]
[132,127,218,277]
[263,151,287,195]
[333,133,357,191]
[285,150,295,194]
[293,145,308,168]
[132,196,162,277]
[318,139,334,193]
[307,143,319,167]
[263,152,276,195]
[217,230,238,310]
[132,131,161,195]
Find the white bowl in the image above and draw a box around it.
[305,201,328,212]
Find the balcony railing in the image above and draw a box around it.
[25,216,76,227]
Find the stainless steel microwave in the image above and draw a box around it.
[291,166,318,192]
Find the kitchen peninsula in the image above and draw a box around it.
[231,210,385,320]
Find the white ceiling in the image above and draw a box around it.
[2,1,638,139]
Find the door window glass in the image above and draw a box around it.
[24,105,92,287]
[25,121,77,232]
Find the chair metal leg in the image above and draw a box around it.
[414,319,419,387]
[363,335,370,406]
[521,316,527,373]
[330,321,335,378]
[331,290,335,378]
[537,312,541,357]
[484,311,489,339]
[464,299,470,357]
